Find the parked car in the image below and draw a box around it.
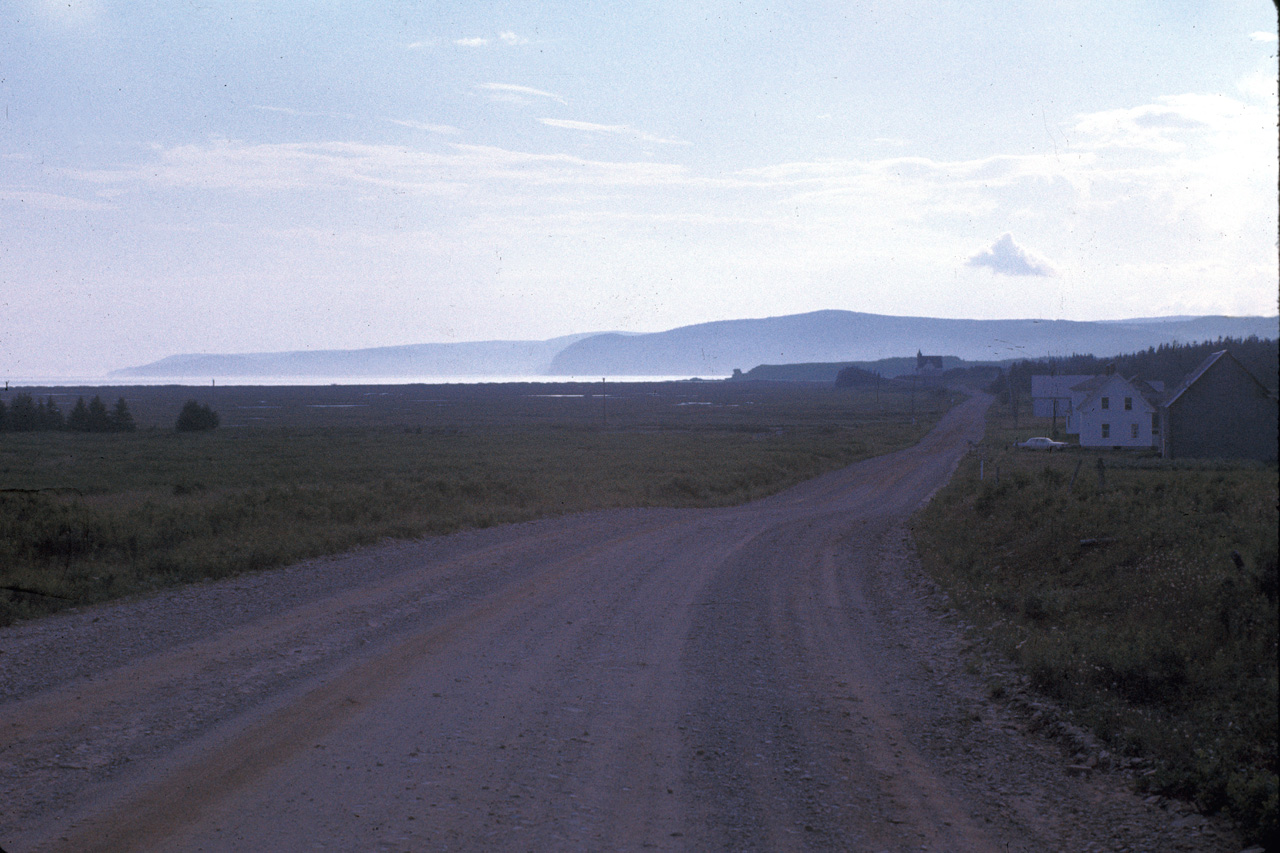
[1018,436,1068,451]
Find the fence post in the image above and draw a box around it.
[1068,458,1083,492]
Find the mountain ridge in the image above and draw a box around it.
[546,311,1280,376]
[111,334,602,379]
[112,311,1279,379]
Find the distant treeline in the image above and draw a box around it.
[1001,336,1279,399]
[836,363,1004,391]
[0,394,137,433]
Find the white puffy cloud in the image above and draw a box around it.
[1249,31,1278,42]
[498,31,528,45]
[965,233,1057,277]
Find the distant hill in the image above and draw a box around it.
[112,335,600,379]
[738,356,1002,382]
[547,311,1279,376]
[114,311,1278,380]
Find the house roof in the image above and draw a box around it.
[1030,374,1094,398]
[1163,350,1276,408]
[1129,377,1166,407]
[1164,350,1227,407]
[1069,375,1108,397]
[1077,373,1156,413]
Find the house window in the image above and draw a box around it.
[1131,423,1139,439]
[1101,397,1110,410]
[1102,423,1110,439]
[1152,413,1160,435]
[1124,397,1133,410]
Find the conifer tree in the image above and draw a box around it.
[38,396,64,431]
[86,395,111,432]
[110,397,137,432]
[0,397,7,431]
[68,397,92,432]
[9,394,36,431]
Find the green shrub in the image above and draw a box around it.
[175,401,219,432]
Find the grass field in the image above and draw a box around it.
[911,404,1278,844]
[1,379,954,626]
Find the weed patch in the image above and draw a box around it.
[912,407,1278,844]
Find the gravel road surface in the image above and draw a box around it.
[0,395,1241,851]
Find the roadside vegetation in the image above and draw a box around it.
[0,380,953,627]
[912,404,1278,845]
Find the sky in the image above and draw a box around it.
[2,1,1277,377]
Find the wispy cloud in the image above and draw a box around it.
[966,233,1057,277]
[49,87,1274,313]
[0,189,112,211]
[406,39,438,50]
[454,31,528,47]
[61,140,691,198]
[386,118,460,135]
[540,118,688,146]
[255,105,458,136]
[478,83,568,106]
[252,105,356,121]
[1249,31,1278,42]
[1069,93,1268,153]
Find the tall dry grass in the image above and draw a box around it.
[912,407,1278,844]
[1,382,952,625]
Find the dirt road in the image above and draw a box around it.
[0,395,1237,851]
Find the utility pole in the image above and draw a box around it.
[601,377,607,429]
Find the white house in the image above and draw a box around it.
[1065,376,1108,434]
[1075,374,1163,448]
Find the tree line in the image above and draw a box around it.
[0,394,223,433]
[0,394,137,433]
[1001,335,1279,400]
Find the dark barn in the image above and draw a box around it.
[1160,350,1278,461]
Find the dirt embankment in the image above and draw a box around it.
[0,395,1242,851]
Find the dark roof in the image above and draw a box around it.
[1030,374,1094,398]
[1129,377,1166,407]
[1163,350,1275,407]
[1069,375,1108,395]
